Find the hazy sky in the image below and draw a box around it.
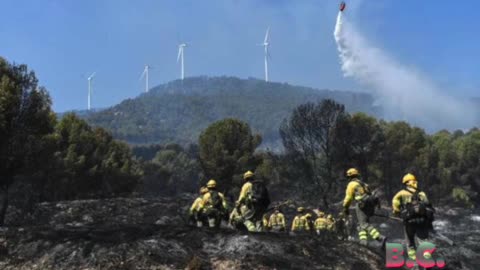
[1,0,479,112]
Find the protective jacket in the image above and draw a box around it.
[314,217,329,230]
[326,217,336,230]
[268,212,286,230]
[343,178,371,209]
[237,181,253,205]
[392,187,429,214]
[190,197,203,215]
[199,191,228,213]
[291,215,310,231]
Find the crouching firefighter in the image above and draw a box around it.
[291,207,311,234]
[342,168,386,246]
[235,170,270,232]
[198,179,228,228]
[189,186,209,227]
[314,211,328,236]
[392,173,435,262]
[268,207,287,232]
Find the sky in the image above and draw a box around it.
[1,0,479,112]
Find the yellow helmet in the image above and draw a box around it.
[318,211,325,217]
[200,186,208,194]
[305,213,312,219]
[243,170,254,180]
[402,173,416,184]
[346,168,359,177]
[297,207,305,213]
[207,179,217,188]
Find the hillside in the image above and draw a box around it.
[86,76,380,146]
[57,108,105,119]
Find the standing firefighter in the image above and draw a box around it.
[268,207,287,232]
[392,173,435,261]
[198,179,228,228]
[342,168,386,246]
[235,170,270,232]
[189,186,208,227]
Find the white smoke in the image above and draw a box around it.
[334,12,476,131]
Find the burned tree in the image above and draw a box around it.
[280,99,347,208]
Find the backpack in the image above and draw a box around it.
[354,180,379,213]
[209,191,223,209]
[402,189,434,223]
[250,180,270,210]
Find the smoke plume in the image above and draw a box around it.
[334,12,475,131]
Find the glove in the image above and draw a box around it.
[342,207,349,217]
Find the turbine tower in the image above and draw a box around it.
[87,72,96,111]
[140,65,150,93]
[177,43,187,80]
[260,27,270,82]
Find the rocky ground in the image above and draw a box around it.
[0,196,477,269]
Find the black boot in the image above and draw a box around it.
[378,235,388,251]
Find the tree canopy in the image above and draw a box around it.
[199,118,262,194]
[0,57,56,224]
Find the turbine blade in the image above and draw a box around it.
[139,68,146,81]
[88,72,96,80]
[264,27,270,43]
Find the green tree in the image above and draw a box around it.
[0,58,55,225]
[451,129,480,204]
[44,114,141,200]
[198,118,261,193]
[380,121,427,198]
[418,130,456,202]
[151,144,201,194]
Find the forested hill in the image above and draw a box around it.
[86,76,380,146]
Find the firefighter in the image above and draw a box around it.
[392,173,435,261]
[189,186,208,227]
[342,168,386,246]
[199,179,228,228]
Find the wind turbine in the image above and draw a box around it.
[177,43,187,80]
[259,27,270,82]
[140,65,151,93]
[87,72,96,111]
